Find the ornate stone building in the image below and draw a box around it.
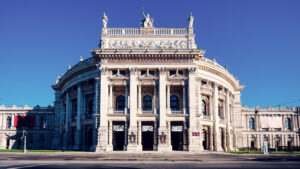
[240,106,300,151]
[0,14,299,152]
[0,105,54,149]
[51,13,246,152]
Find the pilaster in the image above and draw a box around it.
[213,83,222,151]
[127,67,139,151]
[74,85,82,150]
[96,66,109,152]
[158,67,171,152]
[188,67,201,152]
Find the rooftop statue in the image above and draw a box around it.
[188,12,194,28]
[141,11,154,28]
[102,12,108,28]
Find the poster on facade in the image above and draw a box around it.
[113,125,124,131]
[142,126,153,132]
[260,116,282,128]
[14,115,35,128]
[171,126,183,132]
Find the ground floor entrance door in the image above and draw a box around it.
[171,122,183,151]
[142,122,154,151]
[113,122,125,151]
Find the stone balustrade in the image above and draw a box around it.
[105,28,189,35]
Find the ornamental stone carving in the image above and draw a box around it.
[107,40,187,49]
[100,67,108,75]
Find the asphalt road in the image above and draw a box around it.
[1,160,300,169]
[0,152,299,169]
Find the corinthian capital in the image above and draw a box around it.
[188,67,197,74]
[159,67,167,74]
[129,67,137,75]
[100,67,108,75]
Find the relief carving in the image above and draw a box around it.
[108,40,187,49]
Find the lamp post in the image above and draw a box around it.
[23,129,27,154]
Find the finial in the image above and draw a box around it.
[224,65,227,70]
[68,65,71,70]
[212,56,216,61]
[80,56,83,62]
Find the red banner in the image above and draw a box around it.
[14,115,35,128]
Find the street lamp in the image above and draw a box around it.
[22,129,28,154]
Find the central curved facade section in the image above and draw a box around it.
[51,17,244,152]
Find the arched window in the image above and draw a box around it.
[285,118,291,130]
[249,118,255,130]
[116,95,125,111]
[6,116,11,128]
[143,95,152,111]
[202,100,207,117]
[88,99,94,115]
[170,95,179,111]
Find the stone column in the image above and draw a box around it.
[213,83,222,151]
[158,67,171,151]
[92,77,100,151]
[125,82,128,114]
[96,67,109,152]
[124,121,128,150]
[63,92,70,149]
[51,89,62,149]
[107,120,113,151]
[74,85,82,150]
[127,67,140,151]
[109,85,113,112]
[153,84,157,114]
[11,115,15,129]
[226,91,233,151]
[209,95,213,120]
[198,80,202,116]
[138,121,142,149]
[138,85,142,114]
[2,114,6,129]
[183,85,186,114]
[167,84,170,113]
[188,67,201,152]
[153,121,158,150]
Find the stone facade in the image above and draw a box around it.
[0,105,54,149]
[1,14,299,151]
[239,106,300,151]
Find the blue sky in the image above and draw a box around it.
[0,0,299,107]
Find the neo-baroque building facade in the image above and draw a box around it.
[1,14,299,152]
